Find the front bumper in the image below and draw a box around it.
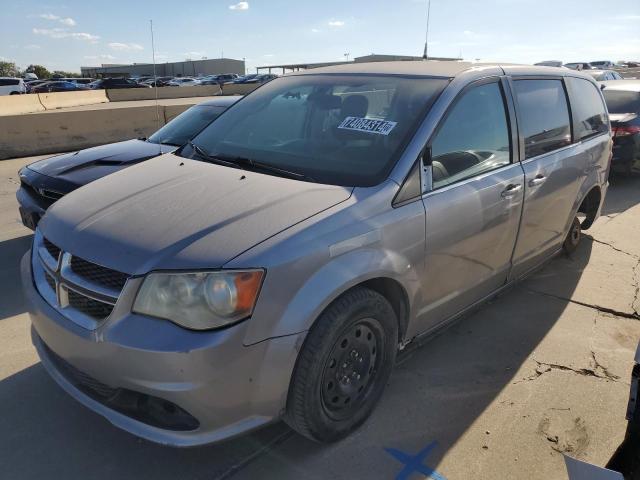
[21,251,303,446]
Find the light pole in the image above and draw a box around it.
[422,0,431,60]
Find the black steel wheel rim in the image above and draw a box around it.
[320,319,384,421]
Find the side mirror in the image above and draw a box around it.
[421,146,433,193]
[422,145,432,166]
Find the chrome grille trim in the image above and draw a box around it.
[32,230,129,330]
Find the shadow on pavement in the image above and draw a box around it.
[0,234,32,320]
[218,239,595,479]
[0,361,291,480]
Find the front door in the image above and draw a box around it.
[413,79,525,335]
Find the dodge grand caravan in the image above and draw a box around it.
[22,61,611,446]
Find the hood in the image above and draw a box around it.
[609,113,638,124]
[40,153,352,275]
[28,139,175,188]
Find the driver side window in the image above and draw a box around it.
[430,82,511,190]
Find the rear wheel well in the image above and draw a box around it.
[578,186,601,230]
[359,278,409,344]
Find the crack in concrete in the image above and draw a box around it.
[633,259,640,317]
[591,238,640,259]
[525,288,640,321]
[515,356,620,384]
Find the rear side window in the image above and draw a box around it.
[566,77,608,140]
[603,90,640,114]
[513,79,571,159]
[0,79,20,86]
[430,82,511,189]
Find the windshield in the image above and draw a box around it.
[185,74,448,186]
[603,90,640,114]
[148,105,226,146]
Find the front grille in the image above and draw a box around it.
[43,238,61,261]
[34,233,129,329]
[44,271,56,292]
[67,289,115,320]
[70,256,128,291]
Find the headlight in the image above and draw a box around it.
[133,270,264,330]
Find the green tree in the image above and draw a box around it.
[25,64,51,79]
[52,70,81,78]
[0,61,20,77]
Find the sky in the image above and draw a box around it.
[1,0,639,74]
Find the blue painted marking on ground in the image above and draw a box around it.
[384,441,447,480]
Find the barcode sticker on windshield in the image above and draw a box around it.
[338,117,397,136]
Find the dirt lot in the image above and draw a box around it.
[1,155,639,480]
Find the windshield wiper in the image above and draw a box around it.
[187,142,314,182]
[209,153,315,182]
[187,141,240,168]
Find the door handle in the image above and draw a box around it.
[529,175,547,187]
[501,183,522,199]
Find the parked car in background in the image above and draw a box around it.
[217,73,240,83]
[591,60,616,69]
[88,78,152,89]
[0,77,26,95]
[585,69,624,81]
[31,81,89,93]
[601,80,640,176]
[534,60,563,67]
[167,77,201,87]
[564,62,594,70]
[16,96,240,230]
[199,73,240,85]
[60,78,94,85]
[24,72,38,81]
[25,80,47,93]
[242,73,278,84]
[231,73,258,83]
[22,62,610,447]
[141,76,174,87]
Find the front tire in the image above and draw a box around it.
[563,216,581,254]
[285,287,398,442]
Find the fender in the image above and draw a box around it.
[562,136,609,238]
[243,246,421,346]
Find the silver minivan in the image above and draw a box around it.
[22,61,611,446]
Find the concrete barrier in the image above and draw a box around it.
[107,85,222,102]
[38,89,109,111]
[0,105,165,159]
[222,83,260,96]
[163,104,193,123]
[0,94,45,116]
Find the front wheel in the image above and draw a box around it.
[563,216,582,254]
[284,287,398,442]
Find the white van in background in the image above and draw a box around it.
[0,78,26,96]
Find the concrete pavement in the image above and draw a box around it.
[1,155,639,479]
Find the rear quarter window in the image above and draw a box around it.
[566,77,609,140]
[513,79,572,159]
[0,79,20,86]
